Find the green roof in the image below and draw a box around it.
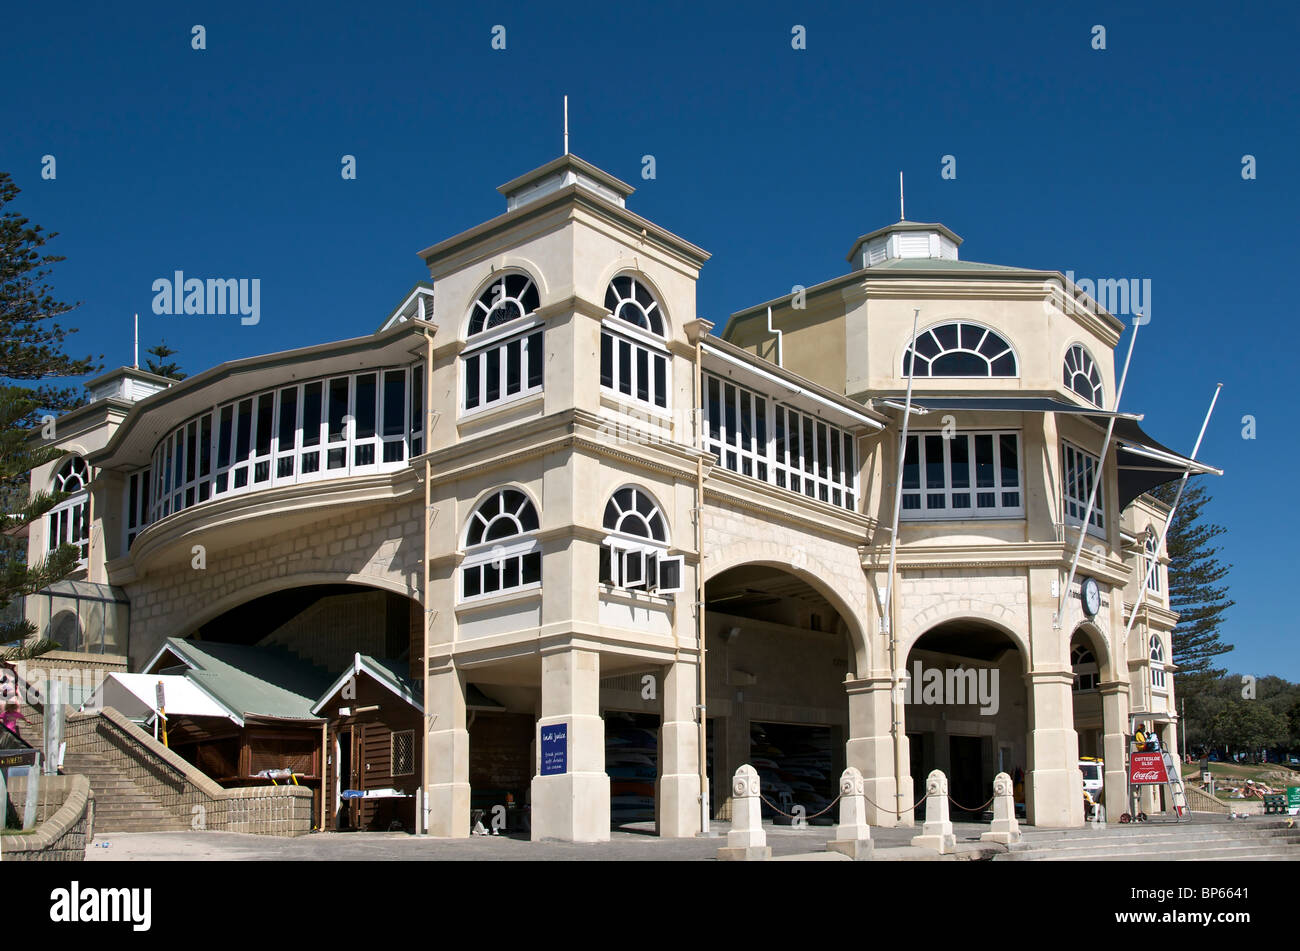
[159,638,332,722]
[861,257,1035,274]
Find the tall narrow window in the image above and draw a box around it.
[1063,343,1104,407]
[1063,442,1105,533]
[47,456,91,563]
[463,272,543,414]
[1143,532,1161,594]
[601,275,669,411]
[1149,637,1167,690]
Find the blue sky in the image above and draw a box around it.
[4,2,1296,676]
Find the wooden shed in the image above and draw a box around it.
[314,654,423,832]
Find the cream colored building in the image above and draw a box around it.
[24,154,1216,840]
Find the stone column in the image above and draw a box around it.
[426,661,470,837]
[530,647,610,842]
[658,660,701,837]
[981,771,1021,844]
[828,766,873,860]
[913,769,955,853]
[846,675,910,827]
[1026,669,1085,828]
[1099,681,1129,823]
[717,765,769,861]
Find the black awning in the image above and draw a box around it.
[898,396,1139,418]
[1104,416,1221,510]
[885,396,1220,510]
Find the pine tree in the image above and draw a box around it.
[0,171,99,643]
[1149,479,1234,681]
[144,340,185,380]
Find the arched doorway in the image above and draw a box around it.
[904,620,1029,821]
[704,564,857,824]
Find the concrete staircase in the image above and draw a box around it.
[996,820,1300,861]
[61,750,189,833]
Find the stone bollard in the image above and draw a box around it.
[912,769,956,854]
[980,771,1021,845]
[827,766,873,860]
[716,765,770,861]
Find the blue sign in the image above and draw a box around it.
[541,725,567,776]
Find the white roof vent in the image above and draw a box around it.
[846,221,963,270]
[84,367,174,404]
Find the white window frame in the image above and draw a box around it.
[702,372,857,511]
[900,430,1024,520]
[142,366,419,529]
[600,319,670,412]
[459,488,542,603]
[600,535,683,595]
[1063,441,1105,536]
[1144,532,1161,594]
[461,321,544,416]
[902,321,1018,378]
[1064,343,1104,407]
[1150,636,1167,691]
[1071,645,1099,692]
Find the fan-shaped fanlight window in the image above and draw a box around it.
[468,273,540,337]
[602,486,667,542]
[604,276,664,337]
[465,488,539,546]
[903,322,1017,377]
[52,456,90,493]
[1064,343,1104,407]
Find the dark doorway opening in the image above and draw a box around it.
[751,722,838,825]
[948,735,985,818]
[606,712,658,829]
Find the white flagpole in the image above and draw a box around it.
[1123,383,1222,643]
[134,313,139,369]
[563,96,569,155]
[1056,317,1142,627]
[883,307,920,822]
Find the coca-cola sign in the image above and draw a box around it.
[1129,751,1169,785]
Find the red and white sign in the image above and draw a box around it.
[1129,751,1169,785]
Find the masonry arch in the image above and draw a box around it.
[702,562,861,823]
[903,618,1030,821]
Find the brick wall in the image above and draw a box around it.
[126,500,424,665]
[65,707,313,836]
[0,774,94,862]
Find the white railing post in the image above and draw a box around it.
[828,766,873,860]
[716,765,770,861]
[913,769,955,854]
[980,771,1022,845]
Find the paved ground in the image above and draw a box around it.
[85,819,998,861]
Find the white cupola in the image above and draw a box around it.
[846,221,963,270]
[497,154,635,212]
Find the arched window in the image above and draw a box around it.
[460,488,541,600]
[1143,531,1161,594]
[468,273,540,337]
[1071,645,1099,692]
[601,276,669,410]
[1150,636,1167,689]
[903,322,1017,377]
[52,456,90,493]
[605,276,664,336]
[47,455,90,562]
[599,486,682,593]
[463,272,544,413]
[1064,343,1104,407]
